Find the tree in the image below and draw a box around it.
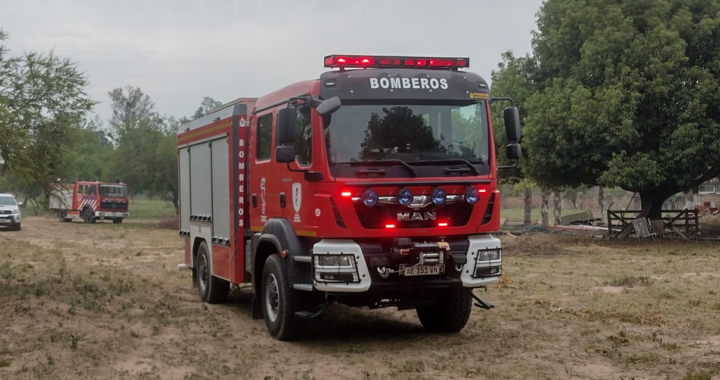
[0,29,95,209]
[490,52,541,225]
[521,0,720,222]
[192,97,222,119]
[107,86,178,211]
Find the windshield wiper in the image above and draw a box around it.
[333,159,417,177]
[414,159,481,176]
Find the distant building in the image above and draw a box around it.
[692,178,720,209]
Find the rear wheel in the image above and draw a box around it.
[113,218,123,224]
[416,287,472,333]
[195,241,228,304]
[262,254,305,341]
[83,208,96,224]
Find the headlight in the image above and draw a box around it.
[477,249,501,262]
[362,189,379,207]
[12,209,20,214]
[317,254,355,268]
[314,254,359,283]
[397,188,413,206]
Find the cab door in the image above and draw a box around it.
[280,105,316,232]
[248,111,280,228]
[74,183,84,210]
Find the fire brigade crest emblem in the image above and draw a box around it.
[292,182,301,222]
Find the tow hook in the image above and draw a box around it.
[295,299,332,320]
[471,293,495,310]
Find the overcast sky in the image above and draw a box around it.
[1,0,542,122]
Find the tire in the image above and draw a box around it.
[57,210,66,222]
[416,287,472,333]
[113,218,123,224]
[14,223,21,231]
[83,208,96,224]
[261,254,306,341]
[195,241,229,304]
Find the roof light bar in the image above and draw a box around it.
[324,55,469,69]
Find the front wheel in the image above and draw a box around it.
[113,218,123,224]
[13,223,21,231]
[416,287,472,333]
[262,254,305,341]
[83,208,96,224]
[195,241,228,304]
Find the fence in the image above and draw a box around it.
[606,209,699,239]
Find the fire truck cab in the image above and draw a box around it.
[177,55,521,340]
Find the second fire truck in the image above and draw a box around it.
[49,180,130,224]
[177,55,522,340]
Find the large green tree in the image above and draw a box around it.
[0,29,95,209]
[107,86,179,211]
[518,0,720,219]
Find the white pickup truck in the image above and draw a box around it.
[0,193,22,230]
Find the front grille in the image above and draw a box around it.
[99,201,128,211]
[353,201,473,229]
[0,210,11,215]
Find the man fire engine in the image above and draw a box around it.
[177,55,522,340]
[49,180,130,224]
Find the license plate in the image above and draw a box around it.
[0,219,11,224]
[402,265,444,277]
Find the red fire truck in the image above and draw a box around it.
[177,55,522,340]
[49,181,130,224]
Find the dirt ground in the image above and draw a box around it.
[1,217,719,380]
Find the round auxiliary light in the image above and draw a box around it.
[397,188,414,207]
[465,187,480,205]
[431,188,447,206]
[362,189,379,208]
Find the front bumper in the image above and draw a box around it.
[94,211,129,219]
[0,214,21,225]
[310,235,502,294]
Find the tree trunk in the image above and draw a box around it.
[172,189,179,215]
[523,187,532,227]
[638,191,666,220]
[616,190,670,239]
[553,190,562,225]
[541,190,550,227]
[598,186,605,222]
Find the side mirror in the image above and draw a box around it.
[507,143,522,160]
[277,106,296,144]
[503,106,521,143]
[316,97,342,116]
[276,145,296,163]
[17,202,23,206]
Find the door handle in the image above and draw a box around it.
[280,193,286,208]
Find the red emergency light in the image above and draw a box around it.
[324,55,469,69]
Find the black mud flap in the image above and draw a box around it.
[251,296,264,319]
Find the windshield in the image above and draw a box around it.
[324,101,489,166]
[0,197,17,206]
[100,185,127,197]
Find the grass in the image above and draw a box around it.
[1,217,720,379]
[127,198,176,219]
